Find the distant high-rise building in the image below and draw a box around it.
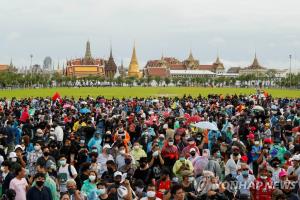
[43,56,52,70]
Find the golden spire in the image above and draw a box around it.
[128,42,140,78]
[188,49,194,60]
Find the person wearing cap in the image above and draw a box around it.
[107,171,124,199]
[8,151,21,174]
[131,142,147,166]
[27,141,43,176]
[98,144,114,176]
[14,145,26,168]
[26,172,52,200]
[0,160,14,196]
[161,138,179,168]
[204,148,222,179]
[287,154,300,181]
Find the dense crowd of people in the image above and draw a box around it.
[0,91,299,200]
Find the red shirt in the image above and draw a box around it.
[251,178,274,200]
[156,179,171,199]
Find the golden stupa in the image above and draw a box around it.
[128,43,142,78]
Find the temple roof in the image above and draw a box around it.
[105,47,117,71]
[213,56,224,69]
[128,43,139,73]
[247,54,265,69]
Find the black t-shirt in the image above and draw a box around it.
[147,152,163,180]
[133,168,151,185]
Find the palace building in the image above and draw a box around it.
[65,41,105,77]
[144,51,225,78]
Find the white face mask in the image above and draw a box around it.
[168,142,174,146]
[11,158,17,162]
[89,175,96,182]
[133,145,139,150]
[0,166,5,172]
[147,191,156,198]
[232,138,238,142]
[34,145,41,151]
[254,141,260,145]
[136,187,143,193]
[153,151,159,157]
[211,183,219,191]
[119,150,126,155]
[260,176,267,180]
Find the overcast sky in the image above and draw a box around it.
[0,0,299,71]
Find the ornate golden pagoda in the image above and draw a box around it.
[128,43,142,78]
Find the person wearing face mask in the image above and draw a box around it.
[134,179,146,199]
[116,145,129,169]
[148,143,164,181]
[182,137,200,158]
[156,169,171,200]
[98,144,114,176]
[87,131,102,154]
[0,161,14,196]
[81,171,97,197]
[205,148,222,179]
[250,168,274,200]
[140,183,161,200]
[187,148,199,162]
[161,138,179,168]
[172,154,194,180]
[225,146,241,177]
[88,181,113,200]
[119,154,136,179]
[36,146,56,167]
[33,163,59,200]
[133,157,152,185]
[287,154,300,182]
[251,137,262,177]
[89,151,101,177]
[57,155,78,193]
[66,179,87,200]
[131,142,147,166]
[26,173,52,200]
[101,160,117,184]
[271,157,283,184]
[27,141,43,176]
[236,164,255,199]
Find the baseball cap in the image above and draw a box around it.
[279,170,287,177]
[190,148,196,153]
[114,171,122,177]
[14,145,24,151]
[103,144,111,149]
[8,152,17,158]
[291,154,300,161]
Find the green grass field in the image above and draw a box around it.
[0,87,299,99]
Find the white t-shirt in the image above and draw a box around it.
[55,126,64,142]
[9,177,28,200]
[58,164,77,192]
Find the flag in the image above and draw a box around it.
[52,92,62,104]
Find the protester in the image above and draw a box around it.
[0,92,298,199]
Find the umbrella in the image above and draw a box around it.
[81,101,87,105]
[225,105,234,109]
[252,105,264,112]
[193,121,219,131]
[63,104,71,109]
[80,108,91,114]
